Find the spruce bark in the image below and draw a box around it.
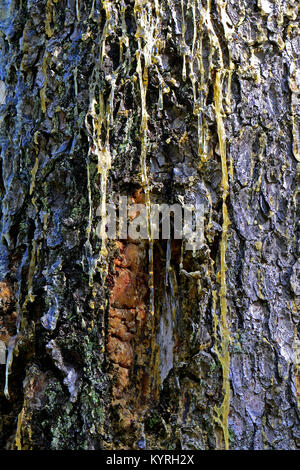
[0,0,299,450]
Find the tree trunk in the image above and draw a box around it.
[0,0,299,450]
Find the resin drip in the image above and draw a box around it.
[85,2,119,284]
[213,69,231,451]
[134,0,161,317]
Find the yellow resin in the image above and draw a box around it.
[85,2,118,283]
[29,157,39,196]
[15,407,25,450]
[40,55,48,113]
[212,68,231,450]
[134,0,163,316]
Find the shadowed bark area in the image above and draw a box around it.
[0,0,299,450]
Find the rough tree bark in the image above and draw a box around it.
[0,0,299,450]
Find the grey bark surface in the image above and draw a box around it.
[0,0,299,450]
